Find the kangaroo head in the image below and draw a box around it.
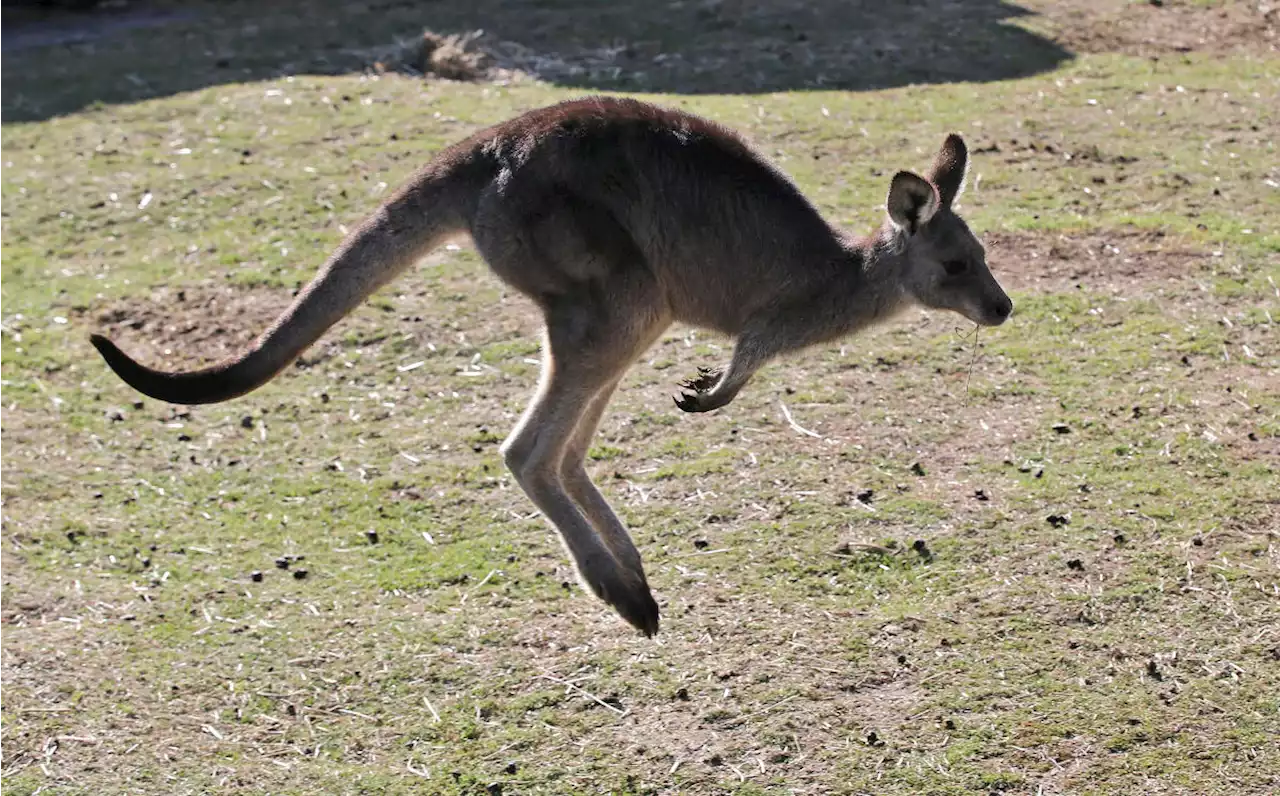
[883,134,1012,327]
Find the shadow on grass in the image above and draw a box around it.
[2,0,1073,123]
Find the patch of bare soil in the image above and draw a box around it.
[1206,364,1280,461]
[497,592,930,789]
[983,228,1209,294]
[828,351,1049,512]
[1234,430,1280,462]
[369,1,1278,91]
[0,565,74,628]
[838,678,928,730]
[1027,0,1279,57]
[334,0,1080,94]
[77,282,295,369]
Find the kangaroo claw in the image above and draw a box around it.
[674,367,723,412]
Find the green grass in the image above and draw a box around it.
[3,1,1279,794]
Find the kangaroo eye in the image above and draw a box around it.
[943,260,969,276]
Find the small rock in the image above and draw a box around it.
[365,530,379,545]
[944,718,957,730]
[504,761,518,775]
[275,557,290,569]
[866,730,883,746]
[910,462,926,477]
[250,570,264,582]
[675,687,690,701]
[1067,558,1084,571]
[1052,423,1071,435]
[486,784,503,796]
[856,489,874,505]
[293,568,308,580]
[240,415,254,429]
[693,539,709,550]
[1113,533,1127,545]
[177,433,192,442]
[1047,514,1069,527]
[1191,535,1204,547]
[974,489,989,502]
[912,539,933,560]
[106,407,126,422]
[1147,660,1163,681]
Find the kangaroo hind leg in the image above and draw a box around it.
[502,288,668,635]
[559,314,666,581]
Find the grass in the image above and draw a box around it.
[2,1,1278,794]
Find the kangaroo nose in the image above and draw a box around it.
[990,297,1013,323]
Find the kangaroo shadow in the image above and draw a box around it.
[2,0,1073,123]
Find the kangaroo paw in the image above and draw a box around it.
[611,581,661,637]
[679,366,722,392]
[674,367,723,413]
[581,556,661,636]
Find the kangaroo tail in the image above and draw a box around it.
[91,164,480,405]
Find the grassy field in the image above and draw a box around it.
[2,1,1278,794]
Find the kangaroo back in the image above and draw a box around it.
[91,161,481,405]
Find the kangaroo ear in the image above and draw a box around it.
[886,171,939,235]
[927,133,968,208]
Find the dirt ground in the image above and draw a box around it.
[1026,0,1278,57]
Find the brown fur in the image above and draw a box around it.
[90,96,1012,636]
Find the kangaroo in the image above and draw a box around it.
[90,96,1012,637]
